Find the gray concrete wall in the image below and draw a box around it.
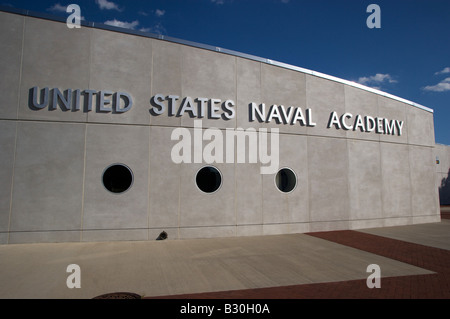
[0,11,441,244]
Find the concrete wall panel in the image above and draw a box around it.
[18,17,90,122]
[180,46,236,129]
[288,223,310,234]
[407,107,435,147]
[81,229,148,242]
[0,233,8,245]
[179,226,235,239]
[236,224,263,237]
[262,134,309,225]
[148,126,180,229]
[0,121,17,232]
[307,136,349,223]
[350,218,386,230]
[347,139,383,224]
[310,220,351,233]
[377,96,408,144]
[0,12,23,120]
[179,161,235,228]
[262,223,290,235]
[179,129,235,229]
[9,230,80,244]
[82,124,149,234]
[261,64,306,134]
[88,29,152,125]
[236,162,262,226]
[10,122,85,235]
[236,58,261,130]
[344,86,380,141]
[306,75,345,138]
[380,142,412,221]
[150,40,182,127]
[409,145,439,217]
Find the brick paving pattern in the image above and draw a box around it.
[149,226,450,299]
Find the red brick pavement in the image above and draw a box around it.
[148,228,450,299]
[441,206,450,220]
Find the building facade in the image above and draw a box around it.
[0,8,441,244]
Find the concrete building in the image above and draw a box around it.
[0,8,444,244]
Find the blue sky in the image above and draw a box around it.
[3,0,450,145]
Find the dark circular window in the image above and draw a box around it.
[102,164,133,194]
[275,168,297,193]
[196,166,222,193]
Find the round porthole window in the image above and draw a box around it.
[102,164,133,194]
[196,166,222,194]
[275,168,297,193]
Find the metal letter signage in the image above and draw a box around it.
[28,88,404,136]
[29,87,133,113]
[149,94,235,120]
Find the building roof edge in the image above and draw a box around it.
[0,5,434,113]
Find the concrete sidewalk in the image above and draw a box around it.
[0,220,448,299]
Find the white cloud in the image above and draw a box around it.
[211,0,225,4]
[357,73,397,89]
[155,9,165,17]
[47,3,67,12]
[435,67,450,75]
[139,22,167,35]
[140,9,165,17]
[423,77,450,92]
[104,19,139,30]
[96,0,122,11]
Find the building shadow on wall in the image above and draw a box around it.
[439,169,450,205]
[439,169,450,219]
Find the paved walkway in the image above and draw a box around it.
[149,218,450,299]
[0,218,449,299]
